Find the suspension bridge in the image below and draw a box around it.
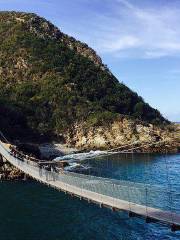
[0,135,179,232]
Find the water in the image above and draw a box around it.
[0,153,180,240]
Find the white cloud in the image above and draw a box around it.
[144,51,170,59]
[101,35,141,52]
[80,0,180,59]
[1,0,180,59]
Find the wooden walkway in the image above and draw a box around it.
[0,141,180,231]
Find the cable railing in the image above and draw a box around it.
[0,133,179,230]
[0,140,177,212]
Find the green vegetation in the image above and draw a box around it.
[0,12,168,140]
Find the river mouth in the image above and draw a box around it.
[53,150,108,172]
[0,153,180,240]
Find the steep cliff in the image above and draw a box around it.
[66,118,179,153]
[0,11,169,143]
[0,11,178,181]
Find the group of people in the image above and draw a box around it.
[9,145,38,163]
[8,144,63,174]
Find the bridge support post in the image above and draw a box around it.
[99,203,103,208]
[111,207,117,212]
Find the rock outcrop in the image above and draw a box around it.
[0,11,169,142]
[0,11,179,182]
[0,154,26,180]
[66,118,180,153]
[0,122,179,180]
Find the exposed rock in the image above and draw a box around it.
[0,11,170,143]
[16,143,41,159]
[65,118,180,153]
[0,154,27,180]
[57,161,69,168]
[0,121,179,181]
[0,11,179,181]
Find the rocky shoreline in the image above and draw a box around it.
[0,122,179,181]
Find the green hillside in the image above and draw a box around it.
[0,11,168,140]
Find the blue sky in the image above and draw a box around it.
[0,0,179,121]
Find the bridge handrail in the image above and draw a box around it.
[0,140,174,195]
[1,136,179,229]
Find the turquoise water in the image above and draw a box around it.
[0,153,180,240]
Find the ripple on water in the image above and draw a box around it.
[0,153,180,240]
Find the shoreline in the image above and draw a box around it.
[0,142,179,181]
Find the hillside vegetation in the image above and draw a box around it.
[0,11,168,141]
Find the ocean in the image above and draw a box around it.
[0,153,179,240]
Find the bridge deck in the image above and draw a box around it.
[0,141,180,230]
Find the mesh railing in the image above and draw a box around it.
[0,141,177,214]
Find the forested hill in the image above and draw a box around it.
[0,11,168,140]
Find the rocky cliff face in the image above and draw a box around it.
[0,11,178,183]
[65,118,179,153]
[0,122,179,181]
[0,11,169,142]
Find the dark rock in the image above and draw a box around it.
[16,143,41,159]
[57,161,69,168]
